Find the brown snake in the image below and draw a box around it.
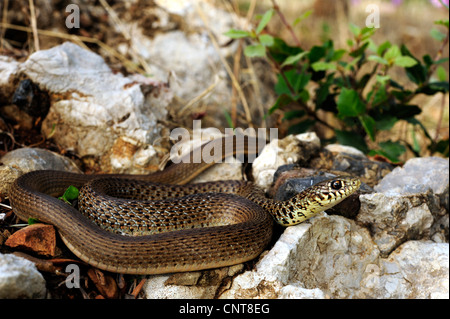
[8,136,361,274]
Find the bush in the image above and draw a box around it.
[225,6,449,162]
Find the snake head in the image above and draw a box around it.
[308,175,361,210]
[277,175,361,226]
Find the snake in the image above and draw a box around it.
[8,136,361,275]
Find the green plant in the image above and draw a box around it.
[58,185,79,205]
[225,7,449,162]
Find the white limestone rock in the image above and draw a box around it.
[360,241,449,298]
[278,283,325,299]
[143,264,244,299]
[325,144,366,157]
[252,133,319,191]
[20,42,172,173]
[358,156,449,255]
[0,148,81,196]
[220,215,380,299]
[128,0,245,116]
[358,193,434,256]
[0,56,20,87]
[374,156,449,196]
[0,253,47,299]
[291,215,380,298]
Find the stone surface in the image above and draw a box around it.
[358,156,449,256]
[277,283,325,299]
[0,56,20,104]
[291,215,380,298]
[374,156,449,196]
[20,42,172,173]
[358,193,435,256]
[219,223,312,299]
[0,147,81,196]
[360,241,449,298]
[252,133,320,191]
[220,215,380,299]
[0,253,47,299]
[125,0,248,128]
[143,264,244,299]
[325,143,366,157]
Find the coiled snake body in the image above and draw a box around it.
[9,136,360,274]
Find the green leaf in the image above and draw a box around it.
[368,55,388,65]
[311,61,337,71]
[349,41,369,57]
[411,128,421,154]
[390,104,422,119]
[259,34,274,46]
[357,73,372,90]
[336,87,366,117]
[371,84,389,106]
[28,217,40,225]
[434,138,449,157]
[383,45,401,63]
[377,40,392,56]
[58,185,79,205]
[430,28,446,41]
[416,81,449,94]
[309,45,326,63]
[268,94,295,114]
[280,51,309,67]
[293,10,313,26]
[244,44,266,57]
[434,19,449,28]
[434,57,450,65]
[335,129,369,154]
[378,140,406,163]
[401,45,426,85]
[376,74,391,84]
[343,56,362,71]
[223,29,252,39]
[275,70,311,96]
[359,114,376,141]
[256,9,274,34]
[331,49,347,61]
[283,109,306,120]
[436,65,448,81]
[349,23,361,36]
[367,38,378,53]
[394,56,418,67]
[298,89,310,103]
[423,54,434,68]
[360,27,376,41]
[288,119,316,134]
[268,38,304,64]
[374,115,397,131]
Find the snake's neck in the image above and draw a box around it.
[245,191,320,226]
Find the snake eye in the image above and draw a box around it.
[331,180,342,190]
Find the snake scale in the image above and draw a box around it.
[8,136,361,274]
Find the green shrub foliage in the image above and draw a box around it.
[225,10,449,162]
